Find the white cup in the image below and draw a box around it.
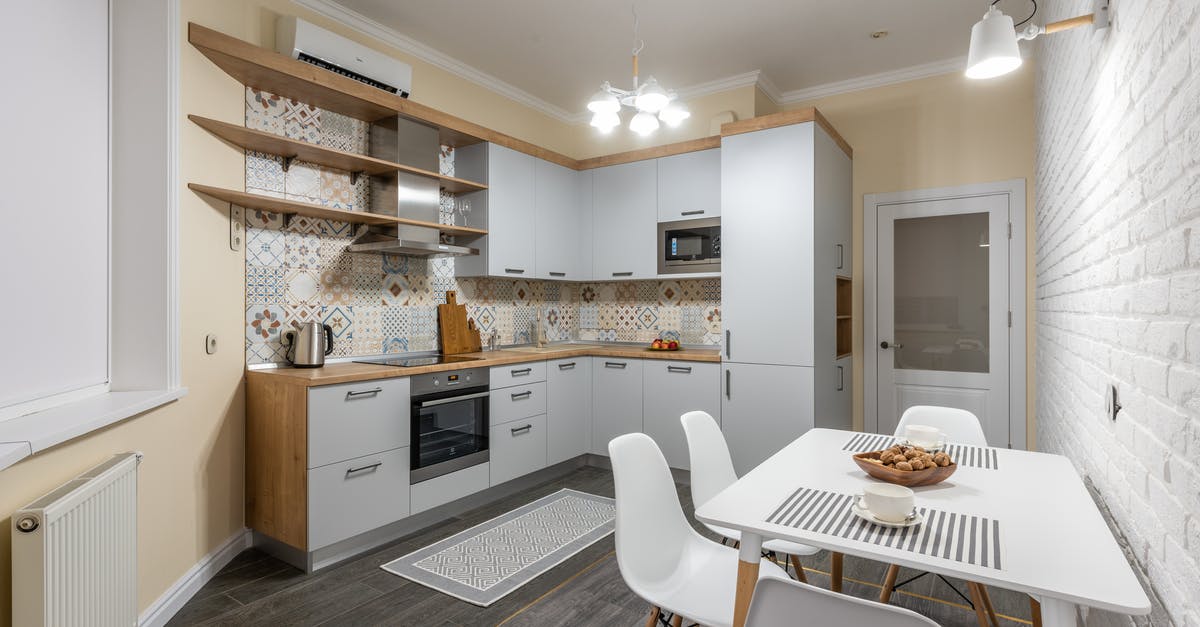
[904,424,942,448]
[861,483,915,523]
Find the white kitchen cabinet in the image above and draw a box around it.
[410,463,490,514]
[592,160,657,280]
[591,357,643,455]
[657,148,721,221]
[721,363,815,476]
[490,361,547,388]
[307,377,410,470]
[547,357,592,465]
[535,158,581,280]
[641,360,721,470]
[576,169,594,280]
[490,381,547,425]
[456,143,536,278]
[307,446,410,550]
[490,414,548,486]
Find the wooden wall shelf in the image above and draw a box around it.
[188,183,487,238]
[189,115,487,194]
[836,276,852,358]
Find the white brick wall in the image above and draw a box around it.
[1035,1,1200,624]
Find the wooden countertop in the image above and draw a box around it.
[246,344,722,387]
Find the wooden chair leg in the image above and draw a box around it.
[645,606,661,627]
[978,584,999,627]
[967,582,990,627]
[1030,596,1043,627]
[670,614,683,627]
[788,554,808,583]
[879,564,901,603]
[830,552,844,592]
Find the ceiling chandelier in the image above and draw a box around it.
[586,3,689,135]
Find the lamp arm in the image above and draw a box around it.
[1018,12,1096,41]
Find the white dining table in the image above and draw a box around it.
[694,428,1151,627]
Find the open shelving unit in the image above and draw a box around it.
[836,276,852,358]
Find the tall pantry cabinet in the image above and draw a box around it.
[720,117,853,475]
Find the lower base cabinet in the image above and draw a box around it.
[547,358,592,465]
[591,357,644,455]
[307,446,410,550]
[411,463,490,514]
[642,361,721,470]
[491,414,548,486]
[721,363,815,476]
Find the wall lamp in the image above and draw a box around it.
[966,0,1111,79]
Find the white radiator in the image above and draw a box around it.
[12,453,140,626]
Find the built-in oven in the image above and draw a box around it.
[658,217,721,275]
[409,367,490,484]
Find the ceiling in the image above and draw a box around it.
[321,0,1005,118]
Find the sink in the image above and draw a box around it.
[504,345,590,354]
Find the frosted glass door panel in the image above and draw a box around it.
[893,212,990,373]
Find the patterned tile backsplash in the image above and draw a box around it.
[241,88,721,365]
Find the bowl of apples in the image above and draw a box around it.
[647,338,680,352]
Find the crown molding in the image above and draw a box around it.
[292,0,577,123]
[673,69,763,101]
[754,72,784,103]
[775,56,966,104]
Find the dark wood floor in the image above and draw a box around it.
[171,466,1044,626]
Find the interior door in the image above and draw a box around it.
[875,194,1009,446]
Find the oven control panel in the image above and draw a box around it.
[411,367,490,395]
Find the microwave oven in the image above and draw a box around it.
[657,217,720,275]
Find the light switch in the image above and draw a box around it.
[206,334,218,355]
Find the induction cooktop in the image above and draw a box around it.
[353,354,482,368]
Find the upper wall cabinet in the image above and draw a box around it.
[534,159,582,280]
[456,143,536,278]
[592,160,658,280]
[657,148,721,221]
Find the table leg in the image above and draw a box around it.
[830,552,844,592]
[1036,597,1078,627]
[733,532,763,627]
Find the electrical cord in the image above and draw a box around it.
[991,0,1038,28]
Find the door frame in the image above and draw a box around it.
[864,179,1027,449]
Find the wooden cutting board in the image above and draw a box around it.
[438,291,481,355]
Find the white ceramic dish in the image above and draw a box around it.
[852,499,924,529]
[896,437,947,452]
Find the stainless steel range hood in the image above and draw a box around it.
[347,116,478,257]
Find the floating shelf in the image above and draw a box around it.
[188,184,487,238]
[836,276,852,358]
[189,115,487,194]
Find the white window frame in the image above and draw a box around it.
[0,0,185,470]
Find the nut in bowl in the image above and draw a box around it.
[853,444,957,487]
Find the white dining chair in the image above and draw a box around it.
[883,405,1009,627]
[746,577,941,627]
[680,411,833,589]
[894,405,988,447]
[609,432,791,627]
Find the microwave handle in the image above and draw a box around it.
[418,390,490,408]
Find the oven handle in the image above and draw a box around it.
[418,390,491,408]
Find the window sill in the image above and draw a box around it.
[0,388,187,471]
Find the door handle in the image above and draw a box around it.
[725,330,731,359]
[549,271,566,277]
[345,462,382,476]
[345,387,382,399]
[604,361,627,369]
[836,365,844,391]
[667,365,693,374]
[510,367,532,376]
[510,390,533,400]
[725,369,731,400]
[880,341,903,350]
[612,271,633,277]
[558,362,576,370]
[504,268,525,274]
[836,244,844,270]
[681,210,705,216]
[510,424,533,435]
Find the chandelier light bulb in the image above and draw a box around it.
[634,77,670,113]
[629,110,660,136]
[587,88,621,114]
[658,104,690,127]
[590,111,621,132]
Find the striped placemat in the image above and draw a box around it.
[842,433,1000,470]
[766,487,1004,570]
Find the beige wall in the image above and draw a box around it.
[781,65,1037,447]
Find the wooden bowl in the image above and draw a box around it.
[852,451,957,487]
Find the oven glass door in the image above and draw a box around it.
[412,388,489,475]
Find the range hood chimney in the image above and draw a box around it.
[347,116,477,257]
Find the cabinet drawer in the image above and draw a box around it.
[490,414,548,486]
[411,463,490,514]
[490,361,547,388]
[307,447,409,550]
[490,381,547,425]
[308,378,410,469]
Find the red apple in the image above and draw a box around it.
[668,340,679,350]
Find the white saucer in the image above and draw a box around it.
[852,500,924,529]
[896,437,946,452]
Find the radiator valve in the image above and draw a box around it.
[15,515,39,533]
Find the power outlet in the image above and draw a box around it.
[229,206,245,252]
[1104,383,1121,421]
[205,334,218,355]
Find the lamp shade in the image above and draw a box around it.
[634,77,670,113]
[587,89,621,113]
[590,111,620,132]
[629,111,660,135]
[966,6,1023,79]
[658,104,690,127]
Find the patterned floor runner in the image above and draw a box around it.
[381,489,615,606]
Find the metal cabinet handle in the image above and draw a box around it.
[605,361,628,369]
[549,271,566,277]
[681,210,705,216]
[511,424,533,435]
[836,244,844,270]
[511,390,533,400]
[558,362,576,370]
[837,365,844,391]
[504,268,525,274]
[880,341,903,350]
[725,369,731,400]
[510,367,532,376]
[345,462,382,476]
[345,387,382,399]
[725,330,731,359]
[420,390,490,408]
[612,271,633,277]
[667,365,693,374]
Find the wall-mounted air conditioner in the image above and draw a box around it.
[276,15,412,98]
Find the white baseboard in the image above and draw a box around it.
[139,527,253,627]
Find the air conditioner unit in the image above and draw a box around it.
[276,16,412,98]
